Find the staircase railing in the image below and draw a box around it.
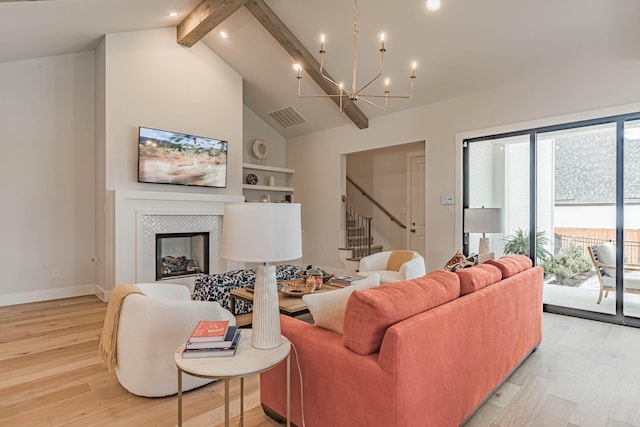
[346,176,407,229]
[341,195,372,260]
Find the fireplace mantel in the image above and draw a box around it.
[102,190,244,299]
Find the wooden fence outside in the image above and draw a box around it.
[554,227,640,264]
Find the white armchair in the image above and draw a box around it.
[356,250,426,284]
[115,283,235,397]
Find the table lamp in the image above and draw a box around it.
[464,207,503,254]
[221,203,302,349]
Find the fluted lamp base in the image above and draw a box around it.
[251,264,282,349]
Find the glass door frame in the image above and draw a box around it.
[462,112,640,328]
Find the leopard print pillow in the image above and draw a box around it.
[444,251,478,272]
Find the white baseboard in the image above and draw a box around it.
[0,284,98,307]
[93,284,110,302]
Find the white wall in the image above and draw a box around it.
[288,60,640,272]
[0,52,96,305]
[243,105,286,168]
[102,28,243,195]
[96,28,244,293]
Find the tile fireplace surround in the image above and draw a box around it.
[100,190,244,300]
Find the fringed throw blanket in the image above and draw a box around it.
[99,284,144,372]
[386,250,416,272]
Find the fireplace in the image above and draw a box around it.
[155,232,210,280]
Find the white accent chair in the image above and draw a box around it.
[356,251,426,284]
[115,283,235,397]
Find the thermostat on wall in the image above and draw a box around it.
[440,195,454,205]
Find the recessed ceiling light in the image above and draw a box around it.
[219,30,229,39]
[169,11,178,17]
[426,0,441,11]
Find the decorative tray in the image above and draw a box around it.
[279,279,316,297]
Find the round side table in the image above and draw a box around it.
[175,329,291,427]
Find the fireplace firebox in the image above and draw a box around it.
[155,232,209,280]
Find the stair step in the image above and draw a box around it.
[348,236,374,245]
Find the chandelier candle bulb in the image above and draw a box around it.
[412,62,417,78]
[380,33,385,51]
[320,34,325,52]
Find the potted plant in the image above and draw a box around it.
[503,228,551,262]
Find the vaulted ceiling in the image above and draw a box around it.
[1,0,639,138]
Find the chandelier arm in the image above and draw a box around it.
[353,50,385,96]
[359,94,411,99]
[298,75,349,98]
[319,71,353,95]
[357,96,388,110]
[298,94,347,99]
[358,77,415,99]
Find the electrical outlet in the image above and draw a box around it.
[52,269,60,279]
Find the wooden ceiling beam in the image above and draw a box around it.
[177,0,249,47]
[244,0,369,130]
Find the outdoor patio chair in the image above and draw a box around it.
[587,244,640,304]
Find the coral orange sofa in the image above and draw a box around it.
[260,255,543,427]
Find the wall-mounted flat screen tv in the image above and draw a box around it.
[138,126,228,188]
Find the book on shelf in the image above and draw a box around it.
[330,275,363,286]
[182,329,241,358]
[188,320,230,342]
[186,326,239,349]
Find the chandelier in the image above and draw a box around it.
[293,0,416,112]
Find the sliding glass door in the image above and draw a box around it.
[464,112,640,326]
[464,136,529,258]
[624,120,640,319]
[537,123,616,315]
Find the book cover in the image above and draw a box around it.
[186,326,239,349]
[330,275,362,285]
[182,330,241,358]
[188,320,230,342]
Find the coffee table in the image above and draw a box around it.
[229,280,342,318]
[175,329,291,427]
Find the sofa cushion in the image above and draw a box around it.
[485,255,532,279]
[343,270,460,355]
[302,274,380,334]
[456,263,502,295]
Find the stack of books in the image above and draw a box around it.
[330,275,363,287]
[182,320,241,358]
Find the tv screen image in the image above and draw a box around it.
[138,127,228,188]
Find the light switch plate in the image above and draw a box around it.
[440,195,454,205]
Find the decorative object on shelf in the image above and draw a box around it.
[245,173,258,185]
[252,139,270,160]
[221,203,302,349]
[268,176,275,186]
[292,0,421,112]
[464,207,503,254]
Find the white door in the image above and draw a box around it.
[408,153,426,257]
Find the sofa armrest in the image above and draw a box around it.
[260,316,396,427]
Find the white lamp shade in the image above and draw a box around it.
[221,203,302,263]
[464,208,503,233]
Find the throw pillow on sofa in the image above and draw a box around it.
[444,251,478,272]
[302,273,380,334]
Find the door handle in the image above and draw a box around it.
[410,229,416,233]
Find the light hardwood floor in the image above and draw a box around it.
[1,296,640,426]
